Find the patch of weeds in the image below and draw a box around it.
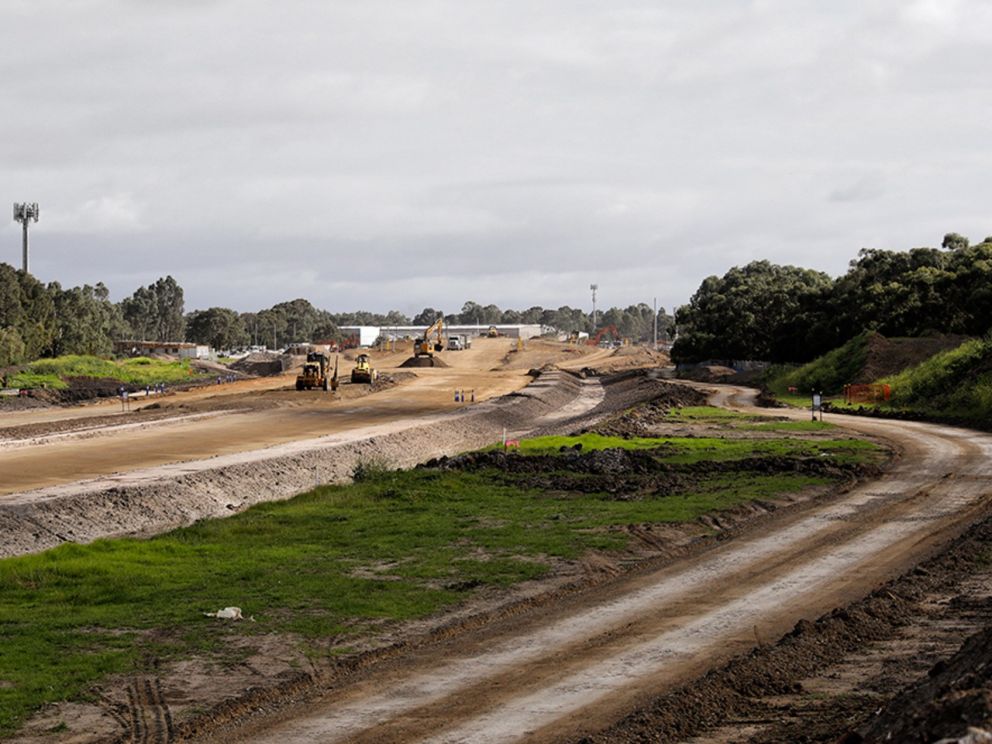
[351,456,393,482]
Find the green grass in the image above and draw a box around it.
[664,406,755,422]
[3,372,68,390]
[0,442,871,736]
[662,406,836,432]
[765,331,873,397]
[8,355,208,389]
[879,337,992,421]
[737,420,836,432]
[509,433,877,465]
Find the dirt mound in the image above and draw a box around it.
[592,382,709,438]
[860,333,970,382]
[424,447,875,500]
[675,363,738,382]
[855,626,992,742]
[191,359,249,378]
[0,394,53,411]
[399,356,449,368]
[230,352,293,376]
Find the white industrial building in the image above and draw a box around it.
[113,340,213,359]
[338,324,546,347]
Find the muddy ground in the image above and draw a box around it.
[579,509,992,744]
[426,446,877,500]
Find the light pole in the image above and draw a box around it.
[12,202,39,273]
[653,296,658,350]
[590,283,598,330]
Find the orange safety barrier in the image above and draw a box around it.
[844,383,891,404]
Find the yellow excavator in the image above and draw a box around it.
[351,353,378,384]
[414,317,445,357]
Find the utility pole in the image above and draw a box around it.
[653,296,658,350]
[590,284,598,330]
[12,203,39,273]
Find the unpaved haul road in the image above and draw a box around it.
[224,385,992,744]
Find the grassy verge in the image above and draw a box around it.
[878,338,992,421]
[0,436,880,736]
[508,433,877,465]
[765,332,872,398]
[663,406,836,432]
[7,355,209,390]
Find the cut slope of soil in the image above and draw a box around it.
[860,332,971,382]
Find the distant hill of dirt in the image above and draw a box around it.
[768,332,972,395]
[859,333,971,382]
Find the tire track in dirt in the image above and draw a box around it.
[228,389,992,744]
[125,677,173,744]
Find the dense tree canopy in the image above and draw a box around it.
[185,307,249,351]
[0,265,130,366]
[120,276,185,341]
[672,234,992,364]
[49,282,129,357]
[672,262,833,363]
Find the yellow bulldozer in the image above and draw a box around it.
[296,352,335,391]
[351,353,378,384]
[414,317,445,357]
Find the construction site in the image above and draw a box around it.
[2,327,992,744]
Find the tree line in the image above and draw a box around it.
[1,262,672,367]
[672,233,992,364]
[182,300,673,351]
[0,268,187,367]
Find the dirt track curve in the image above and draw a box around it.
[212,384,992,744]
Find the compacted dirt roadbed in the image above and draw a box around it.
[0,340,632,557]
[201,387,992,744]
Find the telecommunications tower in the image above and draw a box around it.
[13,202,39,273]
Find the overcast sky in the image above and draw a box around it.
[2,0,990,316]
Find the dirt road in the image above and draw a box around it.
[221,385,992,744]
[0,340,568,496]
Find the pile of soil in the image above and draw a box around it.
[399,356,449,368]
[0,394,52,411]
[854,626,992,742]
[423,447,876,500]
[591,383,709,438]
[859,333,970,382]
[675,363,738,382]
[580,513,992,744]
[369,372,415,391]
[191,359,249,378]
[229,352,293,376]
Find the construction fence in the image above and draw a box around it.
[844,383,892,404]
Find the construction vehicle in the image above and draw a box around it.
[414,317,445,357]
[487,325,502,338]
[296,352,331,391]
[588,325,622,348]
[351,353,378,384]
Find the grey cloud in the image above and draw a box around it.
[2,0,991,316]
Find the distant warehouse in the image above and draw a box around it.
[113,340,213,360]
[338,324,545,347]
